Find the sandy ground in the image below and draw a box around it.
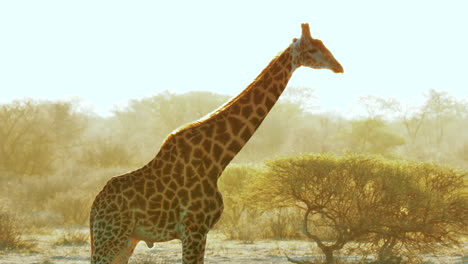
[0,228,465,264]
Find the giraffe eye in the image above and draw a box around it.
[308,49,318,54]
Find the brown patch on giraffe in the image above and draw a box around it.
[151,193,163,202]
[155,179,164,192]
[135,211,146,220]
[145,181,155,195]
[174,161,183,174]
[162,163,173,175]
[279,52,289,63]
[202,157,211,170]
[190,133,203,145]
[116,195,124,206]
[189,200,202,211]
[227,116,243,134]
[168,211,176,223]
[123,189,136,199]
[168,181,178,191]
[161,149,172,162]
[228,140,242,153]
[265,97,275,110]
[193,147,203,159]
[212,144,223,161]
[130,194,147,209]
[272,70,281,81]
[212,212,222,226]
[220,153,234,166]
[196,212,205,223]
[263,76,273,88]
[202,139,212,153]
[240,127,251,142]
[202,179,215,196]
[214,132,230,143]
[186,175,198,189]
[256,107,266,116]
[134,182,145,194]
[238,91,251,104]
[202,123,214,138]
[230,103,241,115]
[157,211,167,227]
[164,189,175,200]
[204,198,216,210]
[148,200,161,211]
[177,139,192,163]
[166,221,176,230]
[170,197,179,209]
[174,174,184,187]
[241,105,253,119]
[177,189,189,204]
[253,89,263,104]
[270,84,280,97]
[270,63,282,75]
[195,162,205,176]
[192,158,202,169]
[191,184,203,199]
[249,117,260,127]
[215,120,227,134]
[207,167,219,181]
[162,199,170,210]
[162,176,171,183]
[105,203,118,214]
[185,166,195,177]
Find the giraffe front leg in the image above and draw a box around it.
[181,232,208,264]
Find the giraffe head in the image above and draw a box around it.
[291,23,344,73]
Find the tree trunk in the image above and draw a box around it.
[322,247,334,264]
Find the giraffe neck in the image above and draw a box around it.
[208,44,297,169]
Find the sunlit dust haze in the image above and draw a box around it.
[0,0,467,116]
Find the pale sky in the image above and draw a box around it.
[1,0,467,116]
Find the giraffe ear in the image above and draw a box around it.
[301,23,313,39]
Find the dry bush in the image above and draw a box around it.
[260,208,303,240]
[0,208,32,250]
[1,166,130,227]
[251,154,467,264]
[216,165,268,241]
[216,165,306,241]
[47,191,93,226]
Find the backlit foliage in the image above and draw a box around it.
[250,154,467,263]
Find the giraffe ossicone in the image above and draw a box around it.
[90,23,343,264]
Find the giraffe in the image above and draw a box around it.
[90,23,343,264]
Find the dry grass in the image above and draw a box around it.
[0,208,34,250]
[53,229,89,246]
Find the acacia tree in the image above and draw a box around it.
[250,154,467,264]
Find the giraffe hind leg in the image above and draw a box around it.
[110,238,139,264]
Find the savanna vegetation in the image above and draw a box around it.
[0,88,466,263]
